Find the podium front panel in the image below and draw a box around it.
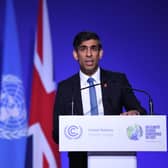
[59,115,167,152]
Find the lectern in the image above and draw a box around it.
[59,116,167,168]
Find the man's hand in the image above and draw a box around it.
[120,110,140,115]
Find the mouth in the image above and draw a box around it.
[85,60,94,66]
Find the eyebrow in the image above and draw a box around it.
[79,45,98,47]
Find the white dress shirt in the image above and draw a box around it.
[80,67,104,115]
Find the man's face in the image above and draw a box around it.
[73,39,103,76]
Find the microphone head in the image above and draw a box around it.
[103,82,108,88]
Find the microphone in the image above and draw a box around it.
[71,83,101,115]
[103,79,154,115]
[126,87,154,115]
[80,81,154,115]
[80,82,102,91]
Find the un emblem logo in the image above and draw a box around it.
[0,75,27,139]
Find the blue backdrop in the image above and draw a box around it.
[0,0,167,168]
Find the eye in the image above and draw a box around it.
[78,46,87,52]
[91,46,99,51]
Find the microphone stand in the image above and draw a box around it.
[130,88,154,115]
[71,98,74,115]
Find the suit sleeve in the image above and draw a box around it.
[52,82,63,144]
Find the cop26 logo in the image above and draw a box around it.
[0,75,27,139]
[64,125,83,139]
[127,124,143,140]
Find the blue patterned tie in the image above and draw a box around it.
[87,77,98,115]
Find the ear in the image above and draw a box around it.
[73,50,79,61]
[99,49,103,59]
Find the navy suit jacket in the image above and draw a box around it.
[53,68,146,143]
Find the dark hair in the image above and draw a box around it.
[73,31,102,51]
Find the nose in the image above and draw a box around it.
[86,48,92,57]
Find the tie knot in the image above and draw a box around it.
[87,77,94,85]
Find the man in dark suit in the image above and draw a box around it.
[52,31,146,168]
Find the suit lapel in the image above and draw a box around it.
[72,74,83,115]
[100,69,112,115]
[100,69,115,115]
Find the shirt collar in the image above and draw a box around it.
[80,67,101,88]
